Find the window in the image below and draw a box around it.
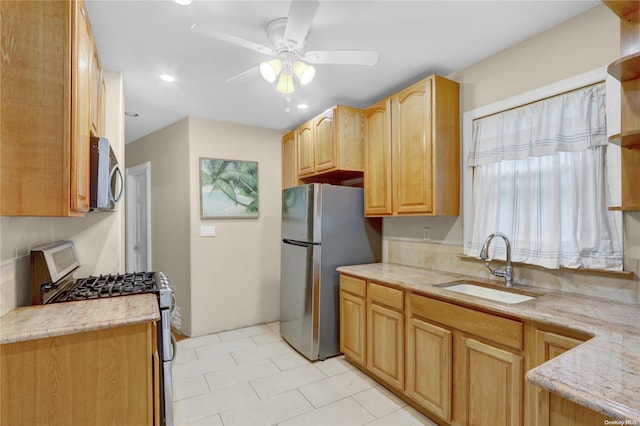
[463,74,622,271]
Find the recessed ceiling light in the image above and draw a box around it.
[174,0,191,5]
[160,74,175,82]
[297,104,309,110]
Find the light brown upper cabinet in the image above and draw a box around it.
[603,0,640,211]
[296,119,315,178]
[1,0,104,216]
[362,99,393,215]
[363,75,460,217]
[290,105,363,183]
[282,130,298,189]
[90,38,106,137]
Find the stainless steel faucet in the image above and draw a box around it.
[479,232,514,287]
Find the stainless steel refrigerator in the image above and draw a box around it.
[280,183,381,360]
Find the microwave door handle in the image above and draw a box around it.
[108,165,124,203]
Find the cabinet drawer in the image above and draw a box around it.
[407,294,523,350]
[340,275,366,298]
[369,282,404,310]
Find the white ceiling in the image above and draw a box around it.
[85,0,599,144]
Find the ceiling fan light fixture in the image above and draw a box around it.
[276,73,295,94]
[293,61,315,85]
[259,59,283,83]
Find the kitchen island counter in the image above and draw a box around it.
[0,294,160,344]
[338,262,640,422]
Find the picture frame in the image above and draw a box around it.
[199,157,259,219]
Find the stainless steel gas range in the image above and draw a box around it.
[30,240,176,426]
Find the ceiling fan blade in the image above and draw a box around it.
[225,66,260,84]
[304,50,379,66]
[284,0,319,50]
[191,23,274,56]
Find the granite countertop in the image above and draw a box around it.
[0,294,160,344]
[338,262,640,422]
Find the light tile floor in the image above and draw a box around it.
[173,322,437,426]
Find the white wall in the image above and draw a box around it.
[188,117,282,337]
[0,71,126,314]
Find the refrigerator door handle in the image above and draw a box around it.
[283,239,318,247]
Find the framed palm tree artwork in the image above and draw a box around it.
[199,158,259,219]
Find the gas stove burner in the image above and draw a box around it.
[48,272,158,303]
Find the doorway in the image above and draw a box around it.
[126,162,151,272]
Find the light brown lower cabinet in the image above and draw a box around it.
[339,274,615,426]
[366,283,405,391]
[0,322,158,426]
[339,275,367,366]
[532,328,611,426]
[406,316,452,422]
[459,336,522,426]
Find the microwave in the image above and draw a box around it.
[90,136,123,211]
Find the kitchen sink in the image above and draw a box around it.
[438,282,536,304]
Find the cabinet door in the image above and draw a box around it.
[534,330,609,426]
[391,79,433,214]
[90,40,101,136]
[1,323,155,425]
[282,130,297,189]
[297,119,314,177]
[314,109,336,172]
[367,301,404,390]
[71,1,92,213]
[363,99,393,216]
[461,337,522,426]
[340,290,366,365]
[407,317,452,422]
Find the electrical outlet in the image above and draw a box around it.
[200,225,216,237]
[423,227,431,241]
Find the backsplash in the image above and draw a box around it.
[384,238,640,304]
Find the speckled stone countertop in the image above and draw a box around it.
[0,294,160,344]
[337,263,640,422]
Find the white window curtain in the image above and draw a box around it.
[465,82,623,270]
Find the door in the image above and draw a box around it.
[392,78,433,214]
[279,240,320,360]
[314,108,335,172]
[363,98,393,216]
[282,130,297,189]
[126,162,151,272]
[339,289,366,365]
[407,317,452,422]
[461,337,522,426]
[366,301,404,390]
[282,184,320,243]
[297,119,314,177]
[71,1,92,213]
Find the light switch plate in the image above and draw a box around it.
[200,225,216,237]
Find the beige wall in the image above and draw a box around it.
[384,5,640,302]
[0,71,126,314]
[125,117,281,337]
[188,117,282,337]
[384,4,620,245]
[125,118,192,334]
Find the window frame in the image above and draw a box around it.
[462,67,622,263]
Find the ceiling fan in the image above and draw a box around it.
[191,0,379,94]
